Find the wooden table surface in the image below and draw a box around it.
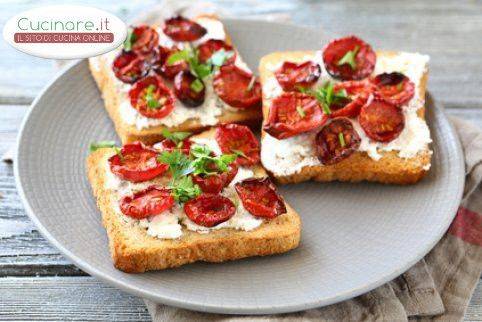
[1,0,481,320]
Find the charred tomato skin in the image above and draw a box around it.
[120,186,174,219]
[322,35,376,80]
[174,71,206,107]
[235,177,287,219]
[274,60,321,92]
[184,194,236,227]
[108,142,168,182]
[315,118,361,165]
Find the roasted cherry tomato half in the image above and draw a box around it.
[315,118,361,165]
[274,60,321,91]
[120,186,174,219]
[109,142,168,182]
[213,65,262,109]
[235,177,286,219]
[112,51,148,84]
[129,76,175,119]
[129,25,159,55]
[329,80,376,118]
[158,47,190,79]
[263,92,327,139]
[174,71,206,107]
[371,72,415,107]
[197,39,236,65]
[162,16,207,42]
[359,95,405,142]
[322,36,376,80]
[215,123,260,166]
[192,162,238,194]
[184,194,236,227]
[155,138,192,155]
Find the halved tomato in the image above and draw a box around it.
[129,76,175,119]
[322,36,376,80]
[235,177,286,219]
[215,124,260,166]
[359,95,405,142]
[184,194,236,227]
[263,92,327,139]
[315,118,361,165]
[112,51,148,84]
[130,25,159,55]
[162,16,207,42]
[109,142,168,182]
[120,186,174,219]
[197,39,236,65]
[274,60,321,91]
[213,65,261,109]
[371,72,415,107]
[192,162,238,194]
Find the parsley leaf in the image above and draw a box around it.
[338,132,346,147]
[304,81,348,115]
[296,105,306,118]
[190,144,236,176]
[145,85,161,109]
[209,49,234,67]
[190,78,205,93]
[336,46,359,70]
[170,176,201,203]
[167,47,212,80]
[89,141,116,152]
[123,28,137,52]
[161,129,192,145]
[158,150,193,180]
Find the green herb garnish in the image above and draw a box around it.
[161,129,192,146]
[190,78,205,93]
[190,144,237,176]
[89,141,116,152]
[296,105,306,118]
[338,133,346,147]
[171,176,202,203]
[302,81,348,115]
[145,84,161,109]
[123,28,137,52]
[336,46,359,70]
[209,49,234,67]
[396,82,404,91]
[232,149,247,159]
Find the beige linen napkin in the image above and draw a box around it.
[132,2,482,321]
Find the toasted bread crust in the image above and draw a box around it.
[259,50,431,185]
[89,16,262,145]
[86,130,301,273]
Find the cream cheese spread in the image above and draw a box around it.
[260,51,432,176]
[89,17,250,130]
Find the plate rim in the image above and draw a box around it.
[14,19,465,315]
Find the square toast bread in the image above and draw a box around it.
[89,15,262,145]
[86,128,301,273]
[259,51,432,185]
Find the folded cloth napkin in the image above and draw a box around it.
[134,2,482,321]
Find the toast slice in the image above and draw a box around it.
[89,15,262,145]
[86,128,301,273]
[259,50,432,185]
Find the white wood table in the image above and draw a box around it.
[0,0,480,320]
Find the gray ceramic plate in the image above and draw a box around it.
[15,20,464,315]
